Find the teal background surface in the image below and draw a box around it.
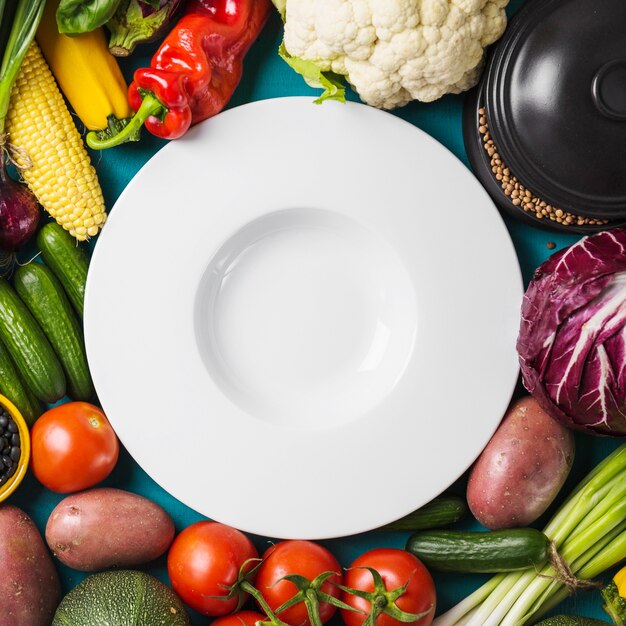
[12,1,624,623]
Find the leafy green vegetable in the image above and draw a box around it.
[107,0,183,57]
[271,0,286,20]
[56,0,122,35]
[278,42,346,104]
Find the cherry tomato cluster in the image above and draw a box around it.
[167,521,437,626]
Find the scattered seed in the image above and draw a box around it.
[478,109,608,227]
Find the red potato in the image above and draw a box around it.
[467,396,575,529]
[45,488,175,572]
[0,504,60,626]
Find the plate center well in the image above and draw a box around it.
[195,208,418,430]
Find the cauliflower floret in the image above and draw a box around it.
[282,0,509,108]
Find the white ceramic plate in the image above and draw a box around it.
[85,97,522,539]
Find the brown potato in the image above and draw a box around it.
[46,488,175,572]
[467,396,575,529]
[0,504,60,626]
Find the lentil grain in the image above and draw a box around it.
[478,110,608,227]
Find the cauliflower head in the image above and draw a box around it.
[279,0,509,109]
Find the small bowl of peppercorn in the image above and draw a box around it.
[0,394,30,502]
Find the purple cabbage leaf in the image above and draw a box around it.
[517,228,626,436]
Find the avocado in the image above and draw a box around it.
[534,616,609,626]
[52,570,191,626]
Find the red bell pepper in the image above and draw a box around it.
[86,0,272,149]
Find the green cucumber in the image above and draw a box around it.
[15,263,94,401]
[0,278,66,403]
[380,495,468,531]
[405,528,550,573]
[0,339,42,425]
[37,222,90,318]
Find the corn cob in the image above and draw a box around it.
[6,42,106,241]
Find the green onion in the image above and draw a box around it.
[0,0,46,134]
[530,524,626,621]
[433,444,626,626]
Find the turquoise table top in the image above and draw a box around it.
[12,1,623,623]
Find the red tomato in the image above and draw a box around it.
[212,611,266,626]
[255,540,343,626]
[340,548,436,626]
[167,521,258,616]
[30,402,119,493]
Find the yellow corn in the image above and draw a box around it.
[6,42,106,241]
[36,0,132,131]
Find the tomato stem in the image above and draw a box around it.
[239,580,291,626]
[334,567,434,626]
[304,588,324,626]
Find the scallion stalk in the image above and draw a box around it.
[500,514,621,624]
[529,522,626,622]
[431,576,504,624]
[0,0,46,133]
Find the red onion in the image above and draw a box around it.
[0,153,40,253]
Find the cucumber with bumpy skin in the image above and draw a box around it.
[37,222,90,318]
[14,263,93,401]
[0,340,42,425]
[405,528,550,573]
[380,495,468,532]
[602,568,626,626]
[0,278,66,403]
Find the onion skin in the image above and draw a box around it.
[0,156,40,252]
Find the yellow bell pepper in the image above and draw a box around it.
[35,0,133,135]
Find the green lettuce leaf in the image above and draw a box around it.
[271,0,286,20]
[278,42,346,104]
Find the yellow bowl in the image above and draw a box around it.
[0,394,30,502]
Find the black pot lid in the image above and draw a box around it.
[484,0,626,219]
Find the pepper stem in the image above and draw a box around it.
[86,93,165,150]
